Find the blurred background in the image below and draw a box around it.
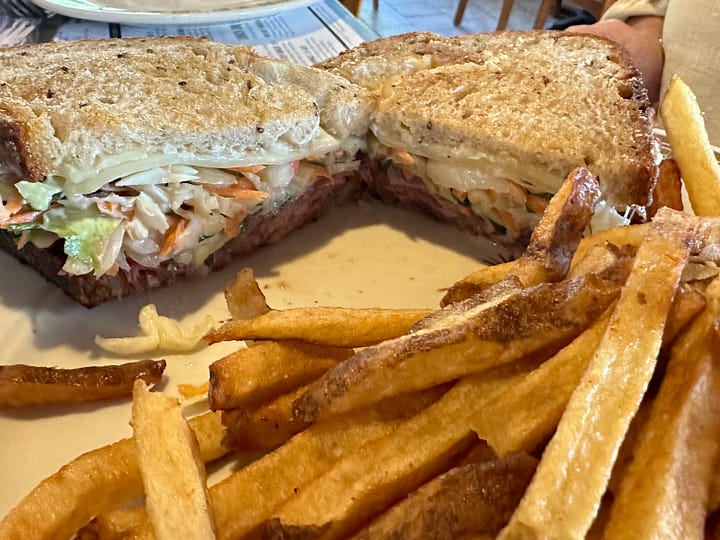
[351,0,604,37]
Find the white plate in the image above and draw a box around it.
[0,200,489,522]
[29,0,318,25]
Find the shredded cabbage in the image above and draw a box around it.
[15,180,62,211]
[95,304,215,355]
[2,150,356,277]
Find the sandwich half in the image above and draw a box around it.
[0,37,370,306]
[317,31,659,261]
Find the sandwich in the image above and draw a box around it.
[317,31,659,261]
[0,32,659,307]
[0,37,370,306]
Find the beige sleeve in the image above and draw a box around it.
[602,0,668,20]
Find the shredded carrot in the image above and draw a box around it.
[226,165,265,174]
[96,200,122,215]
[391,149,415,165]
[498,210,521,236]
[1,210,42,226]
[204,183,268,200]
[304,163,331,181]
[105,263,119,277]
[4,199,23,215]
[224,211,247,238]
[526,194,549,214]
[160,217,189,257]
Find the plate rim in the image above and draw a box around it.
[29,0,319,25]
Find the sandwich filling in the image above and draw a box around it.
[0,136,363,278]
[369,136,631,241]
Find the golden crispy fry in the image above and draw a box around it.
[663,282,707,341]
[222,385,310,452]
[206,307,431,348]
[569,223,649,273]
[83,508,149,540]
[84,406,237,539]
[603,278,720,539]
[223,268,270,320]
[566,242,636,282]
[0,359,166,407]
[504,166,600,283]
[211,387,445,540]
[471,282,702,458]
[351,453,538,540]
[0,410,228,539]
[647,158,684,218]
[439,260,520,307]
[0,438,142,540]
[441,167,600,305]
[294,273,621,423]
[499,208,698,540]
[267,360,541,540]
[208,341,352,411]
[189,410,232,463]
[132,382,216,540]
[223,381,453,454]
[661,75,720,216]
[472,306,612,457]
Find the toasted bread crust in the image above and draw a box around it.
[0,111,40,182]
[0,37,370,182]
[319,30,658,208]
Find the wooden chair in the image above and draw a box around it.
[454,0,616,30]
[340,0,363,16]
[339,0,379,17]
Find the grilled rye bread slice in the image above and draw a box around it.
[0,37,370,306]
[318,31,658,261]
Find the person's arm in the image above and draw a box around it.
[567,16,664,102]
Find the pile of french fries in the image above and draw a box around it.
[3,75,720,540]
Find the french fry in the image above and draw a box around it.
[472,306,612,457]
[647,158,684,218]
[0,359,165,407]
[569,222,648,273]
[602,278,720,539]
[223,268,270,320]
[87,508,149,540]
[439,260,521,307]
[351,453,538,540]
[499,208,698,539]
[0,410,227,539]
[0,438,142,540]
[132,381,216,540]
[567,241,636,282]
[441,167,601,305]
[208,340,353,411]
[267,360,543,540]
[222,385,311,452]
[189,410,232,463]
[471,282,703,458]
[294,273,621,423]
[661,74,720,216]
[210,386,446,540]
[206,307,431,348]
